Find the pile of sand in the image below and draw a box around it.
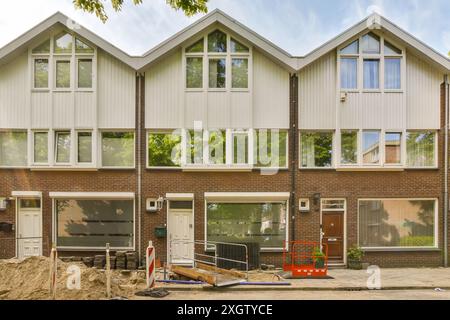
[0,256,147,300]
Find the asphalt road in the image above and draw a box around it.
[142,289,450,300]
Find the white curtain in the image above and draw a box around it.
[385,58,401,89]
[340,58,357,89]
[363,59,379,89]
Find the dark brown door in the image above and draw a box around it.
[322,212,344,262]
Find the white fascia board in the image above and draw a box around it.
[298,13,450,72]
[0,12,138,69]
[165,193,195,200]
[136,9,297,72]
[49,192,135,199]
[204,192,291,202]
[11,191,42,197]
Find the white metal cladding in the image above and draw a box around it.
[0,52,28,128]
[31,92,51,128]
[75,92,96,128]
[252,50,290,129]
[53,92,74,128]
[145,51,183,129]
[298,51,336,130]
[407,53,442,129]
[97,50,136,129]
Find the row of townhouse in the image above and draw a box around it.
[0,10,449,268]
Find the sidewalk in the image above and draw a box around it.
[157,268,450,291]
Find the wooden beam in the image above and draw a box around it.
[171,265,217,286]
[196,262,246,279]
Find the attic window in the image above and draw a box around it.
[208,30,227,52]
[75,38,94,54]
[54,32,73,54]
[340,40,358,55]
[186,39,204,53]
[384,41,402,55]
[230,38,249,53]
[32,40,50,54]
[361,32,380,54]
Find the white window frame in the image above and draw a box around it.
[299,130,334,169]
[75,57,95,91]
[146,129,182,169]
[32,130,50,166]
[52,194,135,251]
[254,129,289,170]
[76,130,94,166]
[0,130,29,169]
[357,198,439,251]
[405,130,438,169]
[99,130,136,169]
[54,57,72,91]
[183,28,251,92]
[204,194,290,252]
[338,31,405,93]
[54,130,72,165]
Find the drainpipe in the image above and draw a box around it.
[444,74,449,267]
[289,73,298,242]
[137,73,143,266]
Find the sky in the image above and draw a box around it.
[0,0,449,57]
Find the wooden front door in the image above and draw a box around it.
[322,212,344,262]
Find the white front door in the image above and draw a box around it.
[18,199,42,259]
[168,207,194,265]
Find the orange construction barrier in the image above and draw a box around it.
[283,241,328,278]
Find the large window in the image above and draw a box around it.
[55,60,71,88]
[359,199,437,249]
[77,132,92,164]
[206,202,288,250]
[385,132,401,164]
[31,33,94,91]
[55,131,71,164]
[339,32,403,91]
[232,131,249,165]
[55,199,134,249]
[208,130,226,165]
[300,132,333,168]
[34,59,49,89]
[362,131,380,165]
[34,132,48,164]
[0,131,27,167]
[406,132,436,167]
[101,132,134,167]
[185,30,250,90]
[256,130,288,168]
[186,129,204,165]
[340,131,358,165]
[148,131,181,167]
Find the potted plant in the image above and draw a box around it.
[347,246,364,270]
[312,247,326,269]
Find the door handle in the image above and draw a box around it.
[327,238,338,242]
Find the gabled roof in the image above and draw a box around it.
[0,10,449,73]
[297,13,450,72]
[135,9,296,71]
[0,11,139,69]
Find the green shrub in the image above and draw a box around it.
[347,246,364,261]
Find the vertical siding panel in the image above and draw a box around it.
[298,51,336,130]
[97,50,135,129]
[407,53,441,129]
[253,50,289,129]
[31,92,51,128]
[0,52,28,128]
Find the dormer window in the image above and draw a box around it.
[184,29,250,90]
[339,32,403,91]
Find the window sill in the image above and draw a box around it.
[362,247,440,252]
[182,165,253,172]
[30,167,98,172]
[336,167,404,172]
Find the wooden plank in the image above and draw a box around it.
[196,262,246,279]
[171,265,217,286]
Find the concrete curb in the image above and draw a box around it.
[159,285,450,292]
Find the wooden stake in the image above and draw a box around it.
[48,244,57,300]
[106,243,111,299]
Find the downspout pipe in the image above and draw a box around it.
[290,73,298,242]
[444,74,449,267]
[137,72,143,266]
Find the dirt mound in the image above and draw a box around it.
[0,256,147,300]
